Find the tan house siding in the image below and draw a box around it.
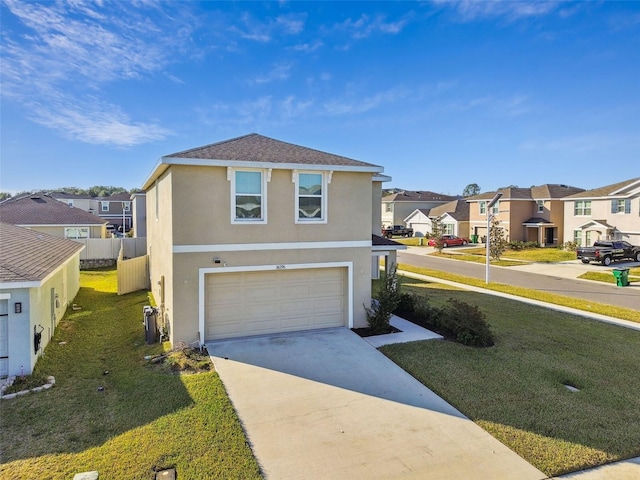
[147,161,376,346]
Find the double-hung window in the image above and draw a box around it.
[101,202,109,212]
[536,200,544,213]
[479,201,486,215]
[231,169,266,223]
[295,171,327,223]
[611,199,631,214]
[574,200,591,216]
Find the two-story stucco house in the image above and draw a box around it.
[142,134,393,346]
[381,190,457,231]
[562,177,640,246]
[467,184,584,245]
[404,199,471,239]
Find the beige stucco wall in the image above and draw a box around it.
[372,180,382,234]
[146,170,175,342]
[147,165,375,346]
[563,197,640,246]
[24,224,106,239]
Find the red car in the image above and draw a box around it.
[428,235,470,247]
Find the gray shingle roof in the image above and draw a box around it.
[467,184,584,201]
[0,223,84,284]
[166,133,380,168]
[382,190,457,202]
[0,194,107,226]
[428,199,470,221]
[563,177,640,199]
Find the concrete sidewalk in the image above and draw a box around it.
[208,328,545,480]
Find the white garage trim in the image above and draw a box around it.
[198,261,353,345]
[175,240,370,254]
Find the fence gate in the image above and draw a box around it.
[117,245,149,295]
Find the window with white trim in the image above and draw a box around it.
[442,223,454,235]
[123,202,131,212]
[491,201,499,215]
[385,203,393,213]
[479,201,486,215]
[536,200,544,213]
[101,202,109,212]
[64,227,89,239]
[295,171,328,223]
[67,200,74,207]
[574,200,591,216]
[611,199,630,214]
[231,169,266,223]
[573,229,582,247]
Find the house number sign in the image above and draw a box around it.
[275,265,287,270]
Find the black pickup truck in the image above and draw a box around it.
[576,241,640,266]
[382,225,414,238]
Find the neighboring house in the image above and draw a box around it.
[0,223,84,377]
[562,177,640,247]
[381,190,457,230]
[131,192,147,238]
[95,192,133,233]
[467,184,584,245]
[404,199,471,238]
[143,133,399,346]
[50,191,134,233]
[0,193,107,239]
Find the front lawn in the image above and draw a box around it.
[381,276,640,477]
[579,268,640,284]
[0,269,261,480]
[438,246,576,263]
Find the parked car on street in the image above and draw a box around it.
[382,225,414,238]
[576,241,640,266]
[428,235,470,247]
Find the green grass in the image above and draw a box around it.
[397,263,640,323]
[436,246,576,264]
[579,268,640,284]
[0,269,261,480]
[392,237,423,246]
[381,277,640,477]
[432,251,525,266]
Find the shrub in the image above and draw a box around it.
[436,298,494,347]
[564,241,577,252]
[365,264,401,334]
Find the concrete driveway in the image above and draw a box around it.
[207,328,545,480]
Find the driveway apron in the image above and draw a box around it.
[208,328,545,480]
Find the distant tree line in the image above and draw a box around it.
[0,186,143,202]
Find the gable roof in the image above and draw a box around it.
[563,177,640,200]
[48,191,93,200]
[467,184,584,202]
[0,193,107,226]
[428,199,470,221]
[382,190,457,203]
[0,222,84,286]
[144,134,384,189]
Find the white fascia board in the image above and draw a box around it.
[371,244,407,252]
[0,281,41,289]
[174,240,371,253]
[143,154,385,190]
[373,173,392,182]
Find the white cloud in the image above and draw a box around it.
[335,13,412,39]
[323,87,410,115]
[434,0,560,22]
[1,0,194,145]
[252,63,293,84]
[232,11,307,42]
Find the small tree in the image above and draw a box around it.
[365,264,401,334]
[462,183,481,197]
[430,218,445,252]
[489,216,507,260]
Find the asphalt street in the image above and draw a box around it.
[397,250,640,311]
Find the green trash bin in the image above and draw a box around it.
[612,268,630,287]
[471,235,478,243]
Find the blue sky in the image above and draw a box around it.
[1,1,639,196]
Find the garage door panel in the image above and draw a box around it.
[205,267,346,341]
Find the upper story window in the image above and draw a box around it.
[101,202,109,212]
[611,199,631,214]
[491,201,499,214]
[295,171,328,223]
[67,200,74,207]
[385,203,393,213]
[123,202,131,212]
[574,200,591,216]
[479,201,486,215]
[230,168,267,223]
[536,200,544,213]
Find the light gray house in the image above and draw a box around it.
[381,190,457,230]
[0,223,84,377]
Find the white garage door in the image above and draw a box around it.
[205,267,346,341]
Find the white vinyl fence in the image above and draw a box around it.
[74,238,147,260]
[117,244,150,295]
